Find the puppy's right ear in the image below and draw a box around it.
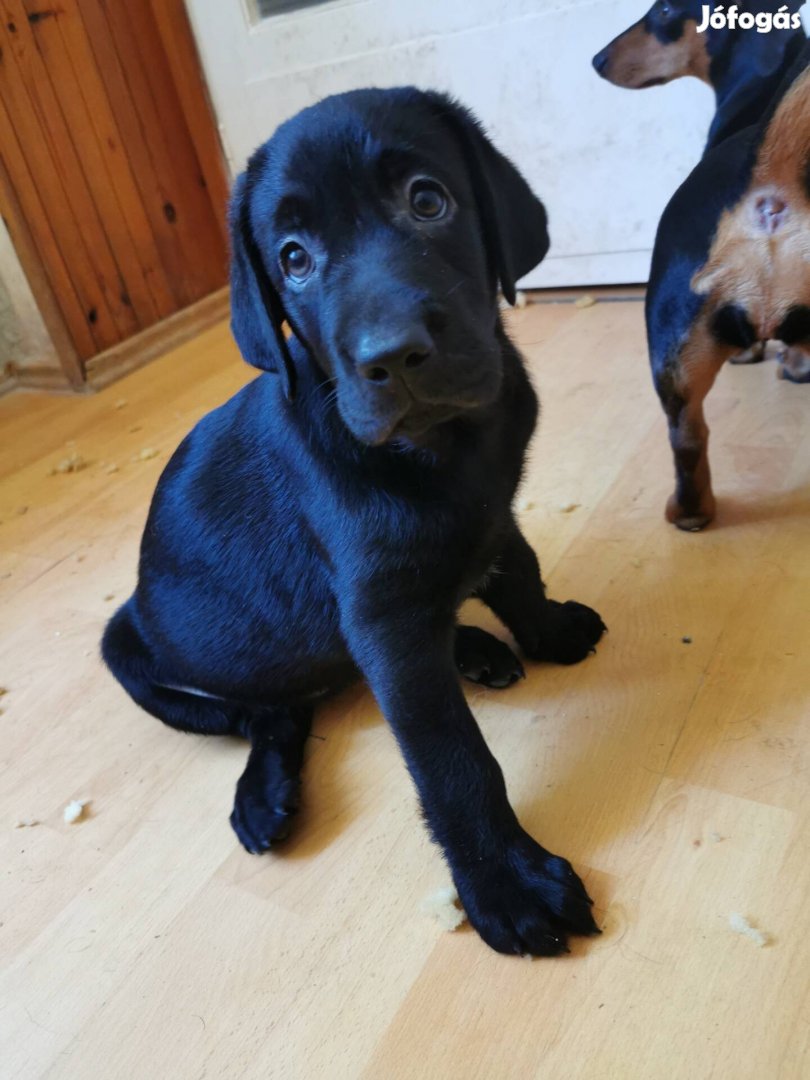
[229,162,297,400]
[424,92,549,306]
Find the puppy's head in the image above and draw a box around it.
[592,1,805,90]
[229,88,549,446]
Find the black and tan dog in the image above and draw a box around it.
[102,88,605,956]
[594,2,810,529]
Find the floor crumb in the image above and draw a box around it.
[50,452,88,475]
[63,800,89,825]
[421,885,466,932]
[728,912,769,947]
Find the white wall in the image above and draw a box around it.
[0,221,57,373]
[185,0,718,286]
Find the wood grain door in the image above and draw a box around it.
[0,0,229,386]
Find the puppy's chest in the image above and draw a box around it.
[381,463,513,586]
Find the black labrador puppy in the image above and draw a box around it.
[102,87,605,956]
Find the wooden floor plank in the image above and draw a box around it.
[1,296,808,1080]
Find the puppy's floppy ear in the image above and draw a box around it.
[229,154,297,400]
[427,93,549,306]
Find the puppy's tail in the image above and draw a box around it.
[101,601,239,736]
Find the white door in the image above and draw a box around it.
[186,0,716,287]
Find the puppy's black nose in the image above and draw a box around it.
[592,48,610,75]
[354,325,434,386]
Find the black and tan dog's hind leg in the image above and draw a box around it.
[777,345,810,382]
[728,341,766,366]
[775,306,810,382]
[654,322,736,532]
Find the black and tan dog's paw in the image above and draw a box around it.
[524,599,607,665]
[230,770,301,854]
[455,625,525,689]
[777,344,810,384]
[453,834,599,956]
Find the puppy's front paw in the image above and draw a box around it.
[230,764,301,854]
[453,834,599,956]
[525,600,606,665]
[455,625,525,689]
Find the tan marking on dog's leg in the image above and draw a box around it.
[658,325,732,531]
[728,341,765,365]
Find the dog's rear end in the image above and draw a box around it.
[594,3,809,528]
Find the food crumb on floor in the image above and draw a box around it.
[728,912,769,947]
[575,294,596,309]
[63,800,89,825]
[49,452,88,475]
[14,817,39,829]
[421,885,466,932]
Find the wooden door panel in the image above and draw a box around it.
[0,1,128,351]
[149,0,230,246]
[25,0,177,326]
[0,0,229,374]
[98,0,228,304]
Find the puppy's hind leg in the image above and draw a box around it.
[103,602,313,851]
[102,602,248,735]
[230,705,313,853]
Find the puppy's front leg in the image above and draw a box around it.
[341,596,598,955]
[477,520,606,665]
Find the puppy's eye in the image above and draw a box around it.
[658,0,672,14]
[409,179,448,221]
[280,242,314,282]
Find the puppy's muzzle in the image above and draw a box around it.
[353,323,435,392]
[337,305,502,445]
